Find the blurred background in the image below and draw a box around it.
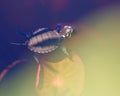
[0,0,120,96]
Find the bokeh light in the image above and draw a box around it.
[63,4,120,96]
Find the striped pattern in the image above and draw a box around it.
[27,28,62,54]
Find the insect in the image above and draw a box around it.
[12,24,74,56]
[11,24,74,88]
[0,25,82,95]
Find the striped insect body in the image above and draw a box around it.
[12,25,74,54]
[27,28,61,54]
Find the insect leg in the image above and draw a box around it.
[55,24,62,32]
[59,45,69,56]
[33,55,44,89]
[33,56,40,64]
[33,56,41,88]
[58,44,73,61]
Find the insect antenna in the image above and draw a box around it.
[10,42,26,46]
[16,29,29,39]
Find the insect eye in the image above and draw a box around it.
[66,29,71,33]
[59,25,73,38]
